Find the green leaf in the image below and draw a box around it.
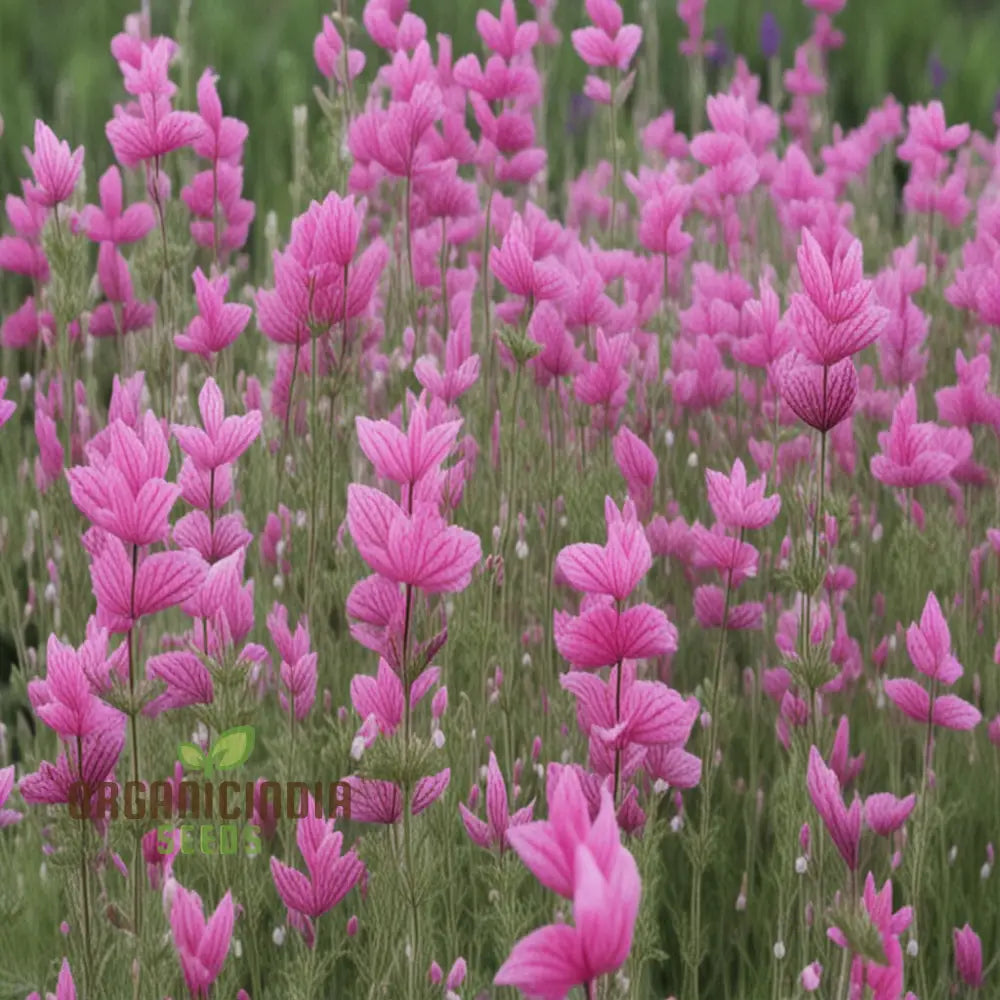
[177,743,206,771]
[209,725,256,770]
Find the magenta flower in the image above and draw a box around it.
[19,725,125,809]
[953,924,984,989]
[26,957,76,1000]
[66,411,178,546]
[346,485,482,594]
[870,386,968,489]
[779,352,858,433]
[789,227,888,367]
[864,793,916,837]
[0,378,14,429]
[169,884,234,999]
[340,770,451,824]
[174,268,252,360]
[23,120,83,207]
[884,591,981,732]
[173,377,261,471]
[269,797,364,925]
[79,166,155,245]
[0,765,23,827]
[458,751,534,854]
[705,458,781,532]
[496,771,640,996]
[314,15,366,84]
[572,0,643,70]
[806,745,861,870]
[356,401,462,496]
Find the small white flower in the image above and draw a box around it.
[488,889,500,905]
[948,845,958,866]
[515,539,529,560]
[44,583,57,605]
[350,736,366,761]
[272,926,286,947]
[275,540,286,559]
[273,574,285,592]
[19,373,33,394]
[558,515,568,528]
[773,941,786,960]
[980,862,992,880]
[670,815,684,833]
[535,763,544,780]
[560,749,572,764]
[872,523,883,543]
[686,451,699,468]
[906,939,918,958]
[664,429,675,448]
[233,938,243,958]
[888,635,897,653]
[39,862,47,882]
[735,893,747,912]
[521,653,532,667]
[479,765,489,781]
[795,856,808,875]
[295,510,307,529]
[432,728,445,749]
[445,600,455,619]
[653,779,670,795]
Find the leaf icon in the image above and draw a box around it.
[178,743,207,771]
[209,725,256,771]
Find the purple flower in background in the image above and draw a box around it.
[566,92,595,136]
[707,26,730,67]
[760,11,781,60]
[927,53,948,93]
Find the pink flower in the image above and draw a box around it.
[864,793,916,837]
[705,458,781,532]
[779,352,857,433]
[572,0,643,71]
[458,751,534,854]
[172,377,261,471]
[79,166,155,245]
[269,797,364,924]
[0,378,14,429]
[806,745,861,870]
[314,15,366,84]
[169,884,234,998]
[174,268,252,359]
[356,400,461,494]
[23,120,83,207]
[556,497,652,602]
[340,770,451,824]
[26,957,76,1000]
[870,387,967,489]
[789,228,888,367]
[0,765,23,827]
[346,485,482,594]
[953,924,984,988]
[906,591,961,684]
[496,774,640,996]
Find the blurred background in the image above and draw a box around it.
[1,0,999,235]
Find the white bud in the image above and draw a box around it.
[445,600,455,619]
[275,540,286,559]
[515,539,529,560]
[521,653,532,667]
[735,893,747,912]
[19,373,33,394]
[432,728,445,749]
[653,779,670,795]
[664,429,675,448]
[273,574,285,592]
[670,815,684,833]
[686,451,698,468]
[795,856,808,875]
[44,583,57,605]
[350,736,366,761]
[948,845,958,866]
[488,889,500,904]
[39,862,48,882]
[233,938,242,958]
[295,510,307,529]
[560,749,571,764]
[272,926,286,947]
[888,635,897,652]
[479,765,489,781]
[980,862,991,880]
[535,763,544,779]
[405,943,413,961]
[558,515,568,528]
[872,523,883,543]
[773,941,785,960]
[906,939,918,958]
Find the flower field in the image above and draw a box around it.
[0,1,998,998]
